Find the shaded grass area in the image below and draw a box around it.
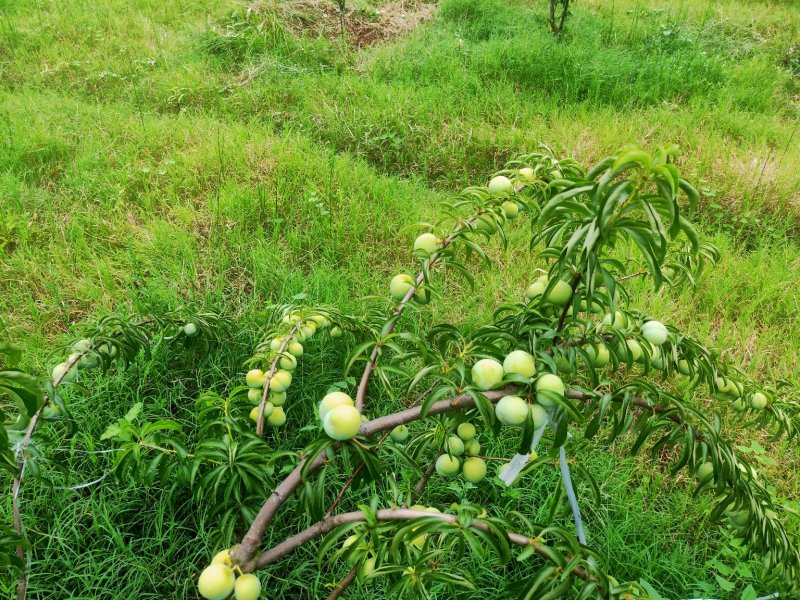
[1,0,799,597]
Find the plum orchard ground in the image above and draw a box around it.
[0,0,799,597]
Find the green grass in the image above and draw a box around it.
[1,0,799,597]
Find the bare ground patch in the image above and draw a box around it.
[251,0,436,48]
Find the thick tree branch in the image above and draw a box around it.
[234,383,681,567]
[254,508,591,582]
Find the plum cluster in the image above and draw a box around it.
[245,312,341,429]
[198,549,261,600]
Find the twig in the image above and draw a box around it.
[326,563,359,600]
[566,389,681,425]
[256,322,302,435]
[617,270,648,282]
[324,430,392,518]
[403,457,437,508]
[13,349,85,600]
[355,217,478,412]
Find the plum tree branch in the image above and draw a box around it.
[233,383,682,568]
[232,386,515,568]
[253,507,591,583]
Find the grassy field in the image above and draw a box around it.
[1,0,799,597]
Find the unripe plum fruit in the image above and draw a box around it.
[435,454,461,477]
[267,406,286,427]
[390,424,409,443]
[319,392,354,421]
[676,358,692,376]
[697,461,714,482]
[197,564,235,600]
[526,275,571,305]
[183,323,198,337]
[330,326,342,338]
[646,343,664,369]
[714,376,742,398]
[270,337,284,352]
[488,175,513,195]
[413,284,432,305]
[310,315,329,328]
[270,370,292,392]
[52,363,77,384]
[751,392,768,409]
[390,274,415,302]
[536,373,565,407]
[413,233,440,255]
[622,339,643,363]
[525,277,547,300]
[444,435,465,456]
[269,391,286,406]
[529,403,548,428]
[501,201,518,219]
[250,403,274,423]
[246,369,265,388]
[323,405,362,440]
[602,311,628,331]
[641,320,668,346]
[456,422,476,441]
[503,350,536,378]
[732,398,747,412]
[234,574,262,600]
[471,358,504,391]
[495,395,528,425]
[518,167,534,182]
[462,457,487,483]
[475,214,498,235]
[279,353,297,371]
[288,341,303,357]
[464,439,480,455]
[78,352,100,370]
[546,279,573,306]
[72,338,92,353]
[360,556,376,581]
[584,343,610,368]
[210,549,231,566]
